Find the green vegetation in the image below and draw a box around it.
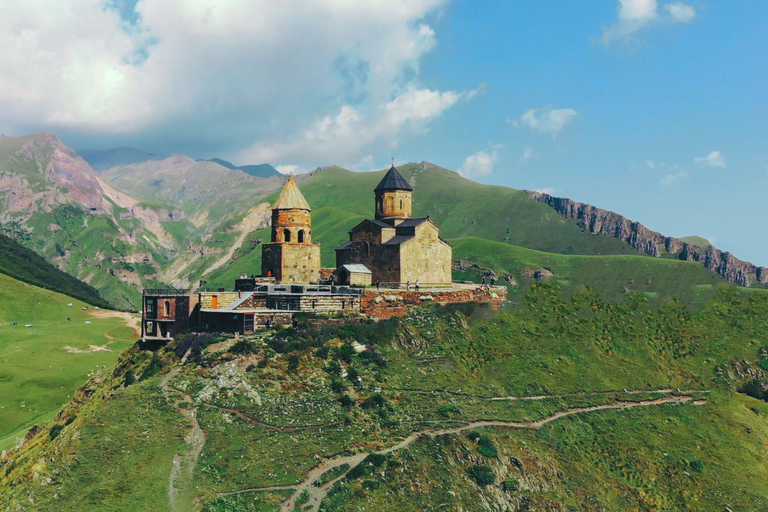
[0,233,110,308]
[680,235,713,249]
[0,273,135,451]
[2,283,768,511]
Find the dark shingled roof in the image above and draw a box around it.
[395,218,429,228]
[383,235,414,246]
[374,165,413,192]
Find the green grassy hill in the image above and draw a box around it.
[0,233,111,309]
[3,284,768,511]
[679,235,713,249]
[0,273,136,451]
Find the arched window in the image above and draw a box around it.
[164,300,171,316]
[298,229,305,243]
[283,229,291,242]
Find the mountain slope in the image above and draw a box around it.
[0,272,136,451]
[2,285,768,510]
[533,191,768,286]
[0,233,110,308]
[205,158,281,178]
[2,132,764,310]
[78,147,164,172]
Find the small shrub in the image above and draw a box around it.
[739,379,768,402]
[338,395,354,407]
[437,404,461,418]
[689,459,705,472]
[467,465,495,486]
[230,338,256,355]
[315,346,330,359]
[334,344,356,363]
[477,434,498,458]
[64,415,77,426]
[268,337,289,354]
[141,354,164,380]
[330,379,345,393]
[123,368,135,386]
[346,464,367,480]
[49,424,64,440]
[347,366,360,383]
[287,353,300,372]
[364,453,387,467]
[174,333,217,361]
[360,347,387,367]
[758,359,768,372]
[502,478,519,492]
[325,360,343,376]
[361,393,387,410]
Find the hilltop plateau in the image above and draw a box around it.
[2,285,768,511]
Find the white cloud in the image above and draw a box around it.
[645,160,656,169]
[521,147,538,162]
[459,149,497,178]
[664,2,696,23]
[694,151,726,168]
[514,105,579,138]
[275,165,299,175]
[661,165,689,186]
[601,0,696,43]
[0,0,465,165]
[534,187,555,195]
[238,86,472,169]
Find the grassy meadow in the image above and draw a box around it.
[3,282,768,511]
[0,273,136,451]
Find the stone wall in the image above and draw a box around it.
[398,224,452,285]
[361,286,507,318]
[262,242,321,283]
[199,291,241,310]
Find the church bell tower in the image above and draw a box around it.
[261,176,321,283]
[374,164,413,220]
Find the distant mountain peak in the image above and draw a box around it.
[79,146,164,172]
[201,158,281,179]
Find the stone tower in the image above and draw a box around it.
[374,164,413,221]
[261,176,321,283]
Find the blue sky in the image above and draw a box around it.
[0,1,765,264]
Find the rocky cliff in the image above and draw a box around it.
[531,192,768,287]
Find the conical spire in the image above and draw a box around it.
[374,164,413,192]
[273,175,311,210]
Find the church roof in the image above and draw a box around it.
[273,175,311,210]
[374,165,413,192]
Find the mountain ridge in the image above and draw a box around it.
[531,191,768,286]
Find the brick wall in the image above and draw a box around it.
[361,286,507,318]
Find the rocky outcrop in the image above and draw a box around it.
[531,191,767,287]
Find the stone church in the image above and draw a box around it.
[335,164,452,286]
[261,175,321,283]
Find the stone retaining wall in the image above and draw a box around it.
[361,286,507,318]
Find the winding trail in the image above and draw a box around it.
[161,351,207,512]
[212,394,705,512]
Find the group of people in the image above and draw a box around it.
[374,280,421,291]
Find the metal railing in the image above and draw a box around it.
[143,288,191,296]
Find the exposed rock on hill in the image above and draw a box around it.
[531,191,768,287]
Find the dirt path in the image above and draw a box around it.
[387,386,709,402]
[161,351,207,512]
[87,309,140,336]
[214,394,705,512]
